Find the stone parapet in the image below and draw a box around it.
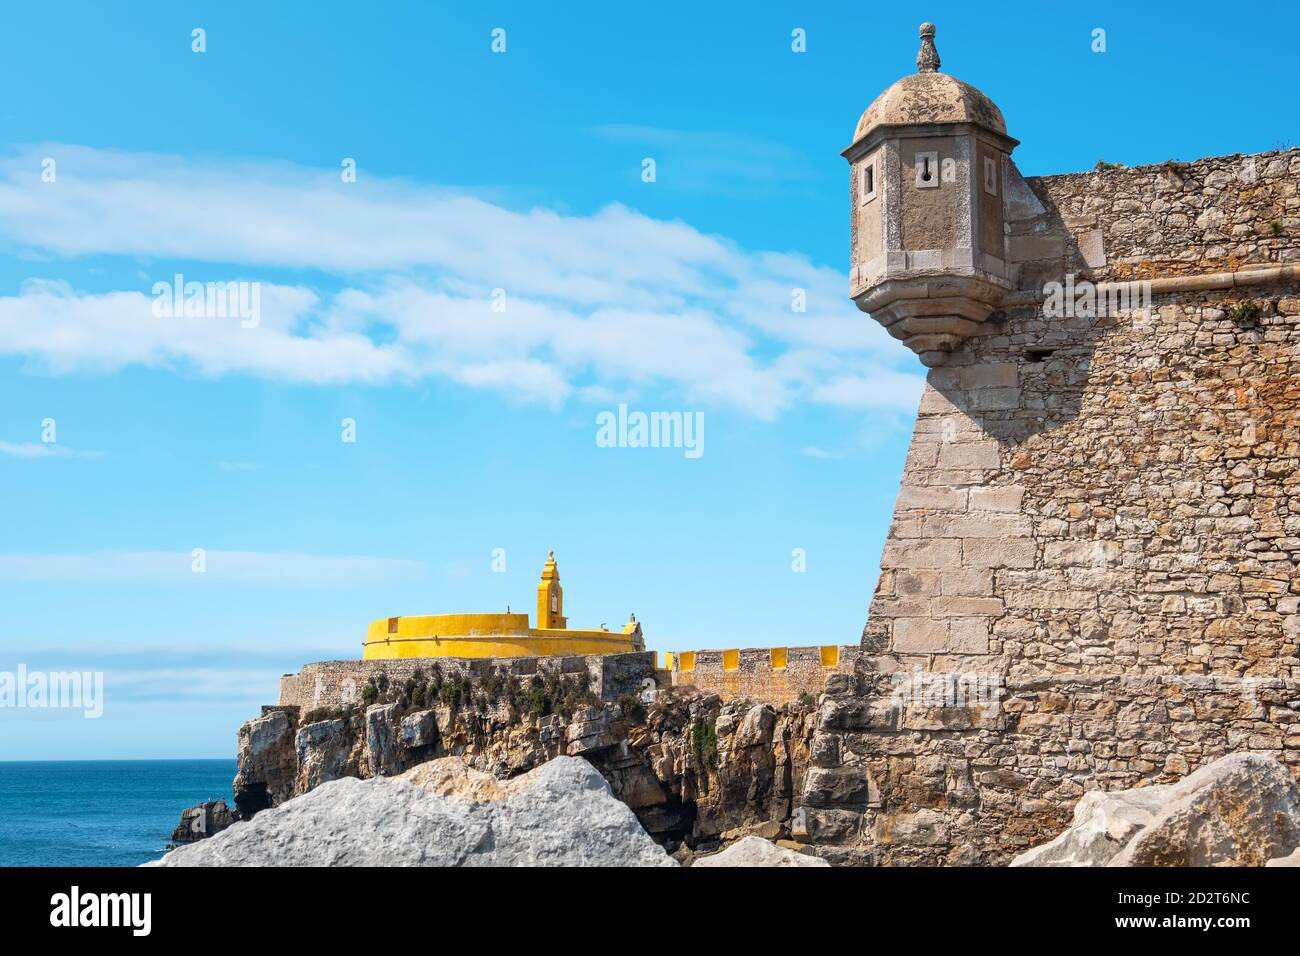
[668,645,859,704]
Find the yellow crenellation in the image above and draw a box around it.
[668,645,859,704]
[362,552,644,660]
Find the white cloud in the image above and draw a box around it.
[0,550,423,584]
[0,144,923,418]
[800,446,839,459]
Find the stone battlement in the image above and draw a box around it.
[806,140,1300,864]
[667,645,859,704]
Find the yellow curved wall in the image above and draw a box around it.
[361,613,642,660]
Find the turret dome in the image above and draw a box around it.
[849,23,1008,149]
[852,72,1007,145]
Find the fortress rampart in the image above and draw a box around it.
[668,645,859,704]
[803,145,1300,865]
[279,651,656,711]
[796,21,1300,865]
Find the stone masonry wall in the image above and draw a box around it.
[802,149,1300,864]
[280,652,656,711]
[670,645,859,704]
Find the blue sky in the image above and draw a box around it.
[0,1,1293,758]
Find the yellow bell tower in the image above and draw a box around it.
[536,551,566,630]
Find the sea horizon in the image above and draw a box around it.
[0,758,236,867]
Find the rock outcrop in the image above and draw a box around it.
[168,799,239,845]
[365,702,404,776]
[1013,753,1300,867]
[232,709,297,816]
[150,757,676,867]
[296,716,363,792]
[223,686,817,855]
[693,836,829,868]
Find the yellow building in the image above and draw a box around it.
[361,552,645,660]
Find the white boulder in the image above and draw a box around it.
[1013,753,1300,867]
[693,836,829,867]
[149,756,675,867]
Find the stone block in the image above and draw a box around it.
[1078,228,1107,268]
[949,618,991,653]
[896,569,942,596]
[969,486,1025,512]
[1044,540,1120,567]
[896,485,968,511]
[893,618,950,654]
[940,569,995,596]
[937,441,1002,470]
[1004,589,1098,610]
[918,387,961,416]
[970,387,1021,411]
[926,514,1033,538]
[1007,233,1066,261]
[874,809,950,847]
[932,596,1003,617]
[961,537,1036,569]
[959,363,1019,389]
[882,538,962,570]
[803,767,875,808]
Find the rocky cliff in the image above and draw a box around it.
[227,682,816,854]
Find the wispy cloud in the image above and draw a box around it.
[800,446,840,459]
[0,144,922,418]
[0,644,361,710]
[0,550,423,584]
[0,440,102,459]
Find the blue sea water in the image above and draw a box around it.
[0,760,237,867]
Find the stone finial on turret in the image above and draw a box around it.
[916,22,940,73]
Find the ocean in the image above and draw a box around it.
[0,760,237,867]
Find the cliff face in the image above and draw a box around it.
[229,686,816,852]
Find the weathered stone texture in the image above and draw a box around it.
[806,149,1300,865]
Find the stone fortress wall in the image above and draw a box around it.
[280,651,657,711]
[667,645,860,704]
[282,643,860,713]
[802,147,1300,864]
